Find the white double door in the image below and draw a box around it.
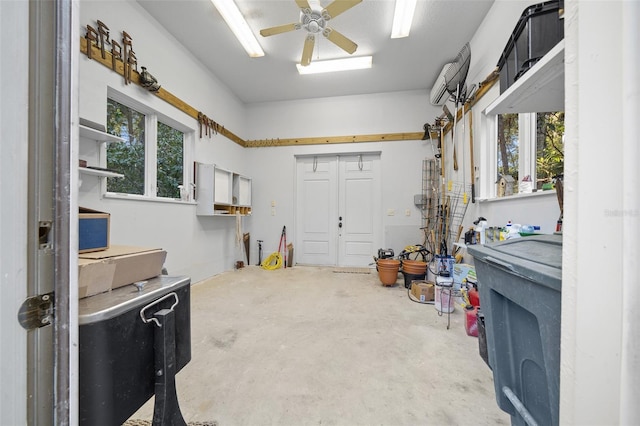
[295,153,381,267]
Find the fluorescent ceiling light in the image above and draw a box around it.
[210,0,264,57]
[296,56,373,75]
[391,0,417,39]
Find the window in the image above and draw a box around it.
[497,113,519,192]
[106,96,191,200]
[156,122,184,198]
[535,111,564,191]
[106,99,145,195]
[490,111,564,197]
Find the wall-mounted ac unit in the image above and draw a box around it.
[430,63,452,106]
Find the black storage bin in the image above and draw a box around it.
[497,0,564,93]
[79,275,191,426]
[401,271,426,289]
[467,235,562,426]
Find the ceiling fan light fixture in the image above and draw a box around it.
[391,0,417,39]
[296,56,372,75]
[211,0,264,58]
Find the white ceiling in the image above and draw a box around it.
[137,0,494,104]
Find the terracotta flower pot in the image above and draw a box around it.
[401,259,427,275]
[377,258,400,268]
[377,259,400,286]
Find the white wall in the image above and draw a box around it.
[78,0,250,282]
[561,1,640,423]
[446,0,561,245]
[244,91,439,258]
[0,1,29,424]
[78,0,561,279]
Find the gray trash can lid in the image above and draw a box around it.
[467,234,562,292]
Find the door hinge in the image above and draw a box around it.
[18,292,54,330]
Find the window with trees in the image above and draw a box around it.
[495,111,564,196]
[106,96,190,200]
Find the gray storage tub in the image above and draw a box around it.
[467,234,562,426]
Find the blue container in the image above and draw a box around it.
[79,207,110,252]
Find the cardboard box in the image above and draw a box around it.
[80,245,167,290]
[78,258,116,299]
[79,207,110,253]
[411,281,435,302]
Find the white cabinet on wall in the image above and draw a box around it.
[79,124,125,178]
[195,162,251,216]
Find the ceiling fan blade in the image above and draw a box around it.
[323,0,362,19]
[323,28,357,54]
[295,0,311,10]
[301,34,315,66]
[260,23,298,37]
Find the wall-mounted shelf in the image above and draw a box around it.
[195,162,252,216]
[79,167,124,178]
[486,39,564,115]
[79,124,125,143]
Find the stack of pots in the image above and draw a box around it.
[376,258,401,286]
[401,259,428,289]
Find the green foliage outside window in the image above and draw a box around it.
[106,99,145,195]
[157,121,183,198]
[497,113,519,191]
[106,98,185,198]
[536,111,564,189]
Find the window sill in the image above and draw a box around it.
[104,192,197,205]
[478,189,557,204]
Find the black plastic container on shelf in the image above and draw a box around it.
[497,0,564,93]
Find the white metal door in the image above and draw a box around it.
[338,154,381,267]
[295,156,338,265]
[296,154,380,267]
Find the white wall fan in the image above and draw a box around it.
[259,0,362,66]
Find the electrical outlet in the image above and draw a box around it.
[271,200,276,207]
[271,207,275,216]
[405,209,411,216]
[387,209,395,216]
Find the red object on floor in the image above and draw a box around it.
[465,305,479,337]
[468,287,480,307]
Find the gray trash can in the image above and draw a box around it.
[467,234,562,426]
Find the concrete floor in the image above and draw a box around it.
[129,266,509,425]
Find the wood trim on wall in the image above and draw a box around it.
[244,132,425,148]
[80,37,245,146]
[81,37,496,149]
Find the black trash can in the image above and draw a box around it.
[79,275,191,425]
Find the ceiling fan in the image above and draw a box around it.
[259,0,362,66]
